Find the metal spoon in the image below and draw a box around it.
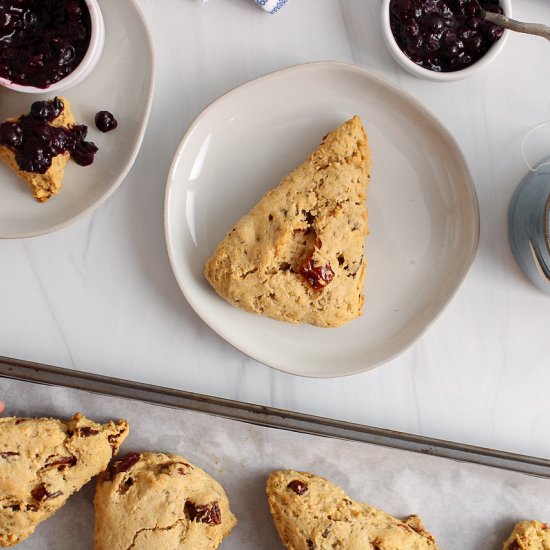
[479,5,550,41]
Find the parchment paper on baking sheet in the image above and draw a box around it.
[1,377,549,550]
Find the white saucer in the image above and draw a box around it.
[165,61,479,378]
[0,0,155,238]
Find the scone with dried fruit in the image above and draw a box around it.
[503,520,550,549]
[0,96,98,202]
[204,116,371,328]
[267,470,439,550]
[0,413,129,547]
[94,451,237,550]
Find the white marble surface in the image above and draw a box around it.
[1,0,550,459]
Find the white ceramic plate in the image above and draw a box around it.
[165,61,479,378]
[0,0,154,238]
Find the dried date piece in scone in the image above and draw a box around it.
[204,116,371,328]
[503,520,550,549]
[94,451,237,550]
[0,413,129,547]
[266,470,439,550]
[0,96,98,202]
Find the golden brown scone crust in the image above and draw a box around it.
[0,96,75,202]
[503,520,550,549]
[0,413,129,547]
[266,470,439,550]
[94,451,237,550]
[204,116,371,328]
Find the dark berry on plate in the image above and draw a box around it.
[94,111,118,133]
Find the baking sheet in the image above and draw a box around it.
[1,376,549,550]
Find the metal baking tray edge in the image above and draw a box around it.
[1,355,549,479]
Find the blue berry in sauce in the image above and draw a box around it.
[30,101,56,123]
[0,122,22,148]
[389,0,504,72]
[71,139,98,166]
[95,111,118,133]
[0,0,91,88]
[0,97,98,174]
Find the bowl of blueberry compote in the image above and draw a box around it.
[382,0,511,81]
[0,0,105,93]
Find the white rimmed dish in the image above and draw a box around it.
[381,0,512,82]
[165,61,480,378]
[0,0,154,238]
[0,0,105,94]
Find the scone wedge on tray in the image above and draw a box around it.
[94,451,237,550]
[266,470,439,550]
[0,413,129,547]
[503,520,550,550]
[204,116,371,328]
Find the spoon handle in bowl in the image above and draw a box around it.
[482,10,550,41]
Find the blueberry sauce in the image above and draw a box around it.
[95,111,118,133]
[0,97,98,173]
[0,0,91,88]
[389,0,504,72]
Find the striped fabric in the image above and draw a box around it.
[255,0,288,14]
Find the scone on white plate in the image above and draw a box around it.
[204,116,371,328]
[266,470,439,550]
[94,451,237,550]
[0,97,75,203]
[0,413,129,547]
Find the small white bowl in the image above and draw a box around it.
[381,0,511,82]
[0,0,105,94]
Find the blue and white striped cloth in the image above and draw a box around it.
[255,0,288,14]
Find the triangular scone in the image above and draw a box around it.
[94,451,237,550]
[503,520,550,549]
[0,413,129,547]
[204,116,371,328]
[0,96,75,202]
[266,470,439,550]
